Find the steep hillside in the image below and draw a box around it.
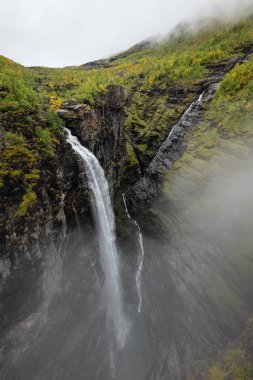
[31,16,253,168]
[0,13,253,380]
[1,16,253,203]
[192,318,253,379]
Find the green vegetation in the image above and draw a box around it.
[190,318,253,380]
[29,16,253,169]
[165,51,253,179]
[35,126,56,157]
[150,45,253,251]
[17,186,37,217]
[0,15,253,215]
[30,17,253,101]
[126,140,139,167]
[208,55,253,135]
[0,56,37,107]
[0,57,63,215]
[0,131,39,189]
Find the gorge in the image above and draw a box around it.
[1,13,253,380]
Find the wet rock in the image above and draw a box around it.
[0,115,93,334]
[126,83,219,215]
[59,85,129,194]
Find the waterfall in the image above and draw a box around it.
[156,91,205,157]
[122,194,145,313]
[72,204,81,230]
[65,128,127,348]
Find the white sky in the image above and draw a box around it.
[0,0,252,67]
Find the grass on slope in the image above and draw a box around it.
[0,15,253,215]
[190,318,253,380]
[0,56,63,215]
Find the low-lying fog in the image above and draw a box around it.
[1,143,253,379]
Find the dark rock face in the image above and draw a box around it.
[0,134,91,264]
[58,85,129,193]
[0,131,92,334]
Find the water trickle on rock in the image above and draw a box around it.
[123,194,145,313]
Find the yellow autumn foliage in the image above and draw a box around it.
[49,95,63,111]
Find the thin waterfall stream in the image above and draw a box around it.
[2,81,253,380]
[65,128,128,348]
[155,91,205,157]
[122,194,145,313]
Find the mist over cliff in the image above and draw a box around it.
[1,0,253,66]
[1,7,253,380]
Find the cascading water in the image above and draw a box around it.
[156,91,205,157]
[65,128,127,348]
[122,194,145,313]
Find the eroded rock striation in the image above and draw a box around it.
[58,85,129,193]
[125,53,252,216]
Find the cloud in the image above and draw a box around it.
[0,0,252,67]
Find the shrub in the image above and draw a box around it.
[45,111,63,134]
[35,126,55,156]
[17,187,37,216]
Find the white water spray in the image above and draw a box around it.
[122,194,145,313]
[65,128,127,348]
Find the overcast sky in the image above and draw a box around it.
[0,0,252,67]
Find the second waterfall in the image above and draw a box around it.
[65,128,128,348]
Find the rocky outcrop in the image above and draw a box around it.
[125,84,217,214]
[58,85,129,193]
[125,53,252,216]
